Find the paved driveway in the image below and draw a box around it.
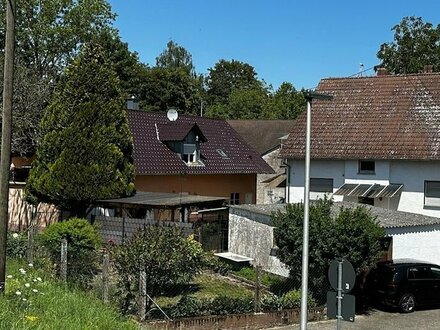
[268,308,440,330]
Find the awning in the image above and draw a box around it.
[334,183,403,198]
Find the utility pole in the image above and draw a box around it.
[0,0,16,294]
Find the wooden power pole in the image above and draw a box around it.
[0,0,16,294]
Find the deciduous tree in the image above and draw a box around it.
[377,16,440,74]
[272,198,384,301]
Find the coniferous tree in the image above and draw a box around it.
[26,42,135,215]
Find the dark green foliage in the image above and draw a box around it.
[0,0,116,155]
[39,218,101,283]
[265,83,306,120]
[156,40,196,76]
[203,252,232,276]
[377,16,440,74]
[6,232,28,259]
[206,59,261,105]
[273,198,385,302]
[138,67,200,114]
[26,42,135,214]
[111,226,205,314]
[209,295,254,315]
[261,290,315,311]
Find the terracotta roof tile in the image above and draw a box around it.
[128,111,274,175]
[280,73,440,160]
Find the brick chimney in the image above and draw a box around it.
[376,67,389,76]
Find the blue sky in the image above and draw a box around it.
[108,0,440,90]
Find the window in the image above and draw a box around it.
[358,160,375,174]
[230,193,240,205]
[425,181,440,207]
[358,197,374,205]
[310,178,333,193]
[431,267,440,279]
[408,267,431,280]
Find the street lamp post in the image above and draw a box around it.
[300,91,333,330]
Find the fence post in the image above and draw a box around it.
[60,239,67,282]
[102,253,110,303]
[122,217,126,244]
[138,270,147,321]
[27,225,34,265]
[254,265,262,313]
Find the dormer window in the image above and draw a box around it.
[158,122,207,167]
[183,143,200,164]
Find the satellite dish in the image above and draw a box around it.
[167,108,178,122]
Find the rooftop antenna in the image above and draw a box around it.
[167,108,178,122]
[359,63,364,77]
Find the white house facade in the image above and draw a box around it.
[281,71,440,218]
[288,159,440,217]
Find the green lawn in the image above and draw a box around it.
[155,272,254,307]
[0,259,141,330]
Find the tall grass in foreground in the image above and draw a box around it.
[0,260,141,330]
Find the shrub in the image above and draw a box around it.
[6,232,28,259]
[112,226,205,314]
[204,252,231,275]
[281,289,316,309]
[261,294,283,311]
[39,218,101,284]
[209,295,254,315]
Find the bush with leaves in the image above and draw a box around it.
[273,198,385,303]
[112,226,205,314]
[39,218,101,284]
[6,232,28,259]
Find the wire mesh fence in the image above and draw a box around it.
[10,211,333,323]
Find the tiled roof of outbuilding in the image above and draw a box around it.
[127,110,274,175]
[280,73,440,160]
[227,120,294,155]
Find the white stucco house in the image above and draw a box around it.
[280,70,440,218]
[228,202,440,276]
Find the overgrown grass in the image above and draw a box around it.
[155,272,254,307]
[0,259,141,330]
[232,267,285,288]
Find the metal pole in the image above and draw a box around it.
[337,260,343,330]
[300,99,312,330]
[0,0,16,295]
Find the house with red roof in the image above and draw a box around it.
[127,110,273,205]
[280,70,440,217]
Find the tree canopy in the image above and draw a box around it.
[156,40,196,76]
[377,16,440,74]
[0,0,117,156]
[272,198,385,301]
[26,42,135,215]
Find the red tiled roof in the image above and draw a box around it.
[128,111,274,175]
[280,73,440,160]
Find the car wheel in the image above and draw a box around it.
[399,293,416,313]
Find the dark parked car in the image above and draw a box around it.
[365,259,440,313]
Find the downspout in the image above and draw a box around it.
[283,160,291,203]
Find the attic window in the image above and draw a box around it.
[216,149,229,159]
